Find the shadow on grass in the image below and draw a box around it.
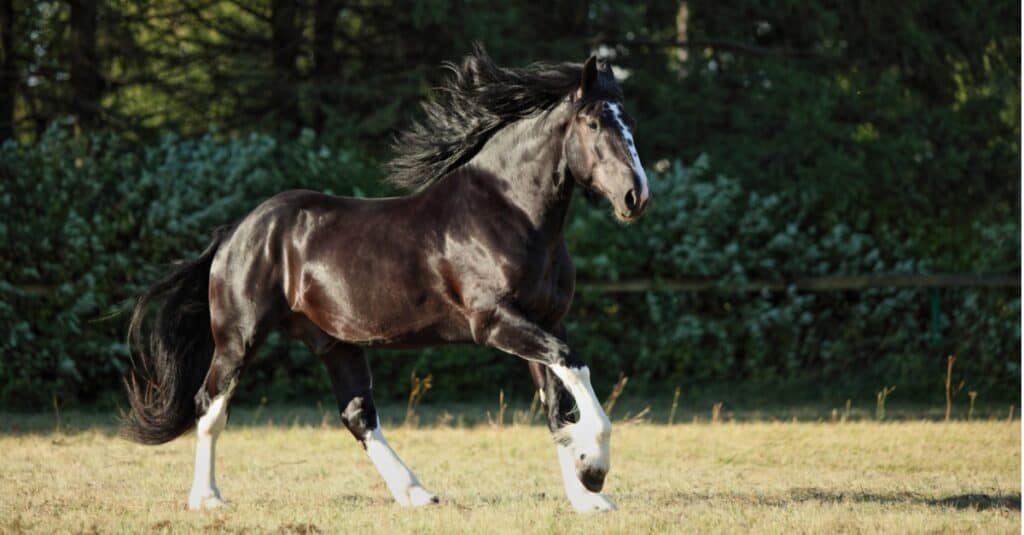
[654,488,1021,512]
[792,488,1022,511]
[926,493,1022,511]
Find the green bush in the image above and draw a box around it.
[0,125,381,406]
[565,157,1019,402]
[0,128,1018,408]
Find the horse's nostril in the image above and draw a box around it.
[579,453,586,461]
[624,189,638,210]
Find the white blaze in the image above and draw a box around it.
[607,102,649,199]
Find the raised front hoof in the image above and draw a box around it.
[400,486,440,507]
[569,493,617,513]
[188,492,227,511]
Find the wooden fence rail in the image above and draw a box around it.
[577,272,1020,293]
[8,272,1020,297]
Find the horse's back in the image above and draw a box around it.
[210,187,414,293]
[211,189,454,345]
[252,188,402,216]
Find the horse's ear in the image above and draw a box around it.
[574,55,599,101]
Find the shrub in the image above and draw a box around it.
[0,125,380,406]
[0,129,1017,408]
[565,157,1019,401]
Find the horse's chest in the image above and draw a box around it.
[510,246,575,327]
[519,284,572,327]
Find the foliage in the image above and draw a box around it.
[623,1,1019,270]
[566,158,1019,402]
[0,125,381,406]
[0,2,1018,407]
[0,131,1016,407]
[4,0,629,140]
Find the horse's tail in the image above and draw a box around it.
[122,226,233,445]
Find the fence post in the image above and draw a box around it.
[929,287,941,346]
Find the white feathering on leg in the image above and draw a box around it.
[548,365,612,461]
[363,422,438,507]
[547,364,615,512]
[188,394,229,510]
[556,445,617,512]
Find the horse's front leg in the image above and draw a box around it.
[480,306,616,512]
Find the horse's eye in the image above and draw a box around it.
[587,121,599,131]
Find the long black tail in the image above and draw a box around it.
[122,226,233,445]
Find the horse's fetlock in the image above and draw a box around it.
[341,394,377,442]
[194,389,213,418]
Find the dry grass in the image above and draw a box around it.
[0,408,1019,534]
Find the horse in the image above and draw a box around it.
[123,46,650,513]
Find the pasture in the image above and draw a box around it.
[1,405,1019,534]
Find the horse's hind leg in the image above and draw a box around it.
[189,292,279,509]
[188,363,231,510]
[188,341,247,510]
[319,342,438,507]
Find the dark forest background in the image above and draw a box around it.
[0,1,1019,410]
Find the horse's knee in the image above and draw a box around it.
[340,394,377,443]
[194,351,242,431]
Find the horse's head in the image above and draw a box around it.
[564,56,650,223]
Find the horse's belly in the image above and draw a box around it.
[294,275,467,346]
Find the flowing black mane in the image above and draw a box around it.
[386,46,622,190]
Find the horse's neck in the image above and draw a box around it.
[466,102,574,234]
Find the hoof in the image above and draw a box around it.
[188,491,226,511]
[570,493,616,513]
[406,486,440,507]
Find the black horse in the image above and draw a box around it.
[124,47,649,513]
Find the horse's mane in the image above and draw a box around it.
[385,45,620,191]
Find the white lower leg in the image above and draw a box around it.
[548,365,612,439]
[548,365,612,457]
[188,395,229,510]
[363,423,437,506]
[548,365,615,512]
[556,445,617,512]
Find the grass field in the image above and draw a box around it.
[1,406,1019,534]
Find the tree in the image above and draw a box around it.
[69,0,101,128]
[312,0,342,133]
[0,0,14,140]
[270,0,300,132]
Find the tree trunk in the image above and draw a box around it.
[676,2,689,63]
[0,0,16,140]
[270,0,300,132]
[69,0,100,128]
[312,0,342,133]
